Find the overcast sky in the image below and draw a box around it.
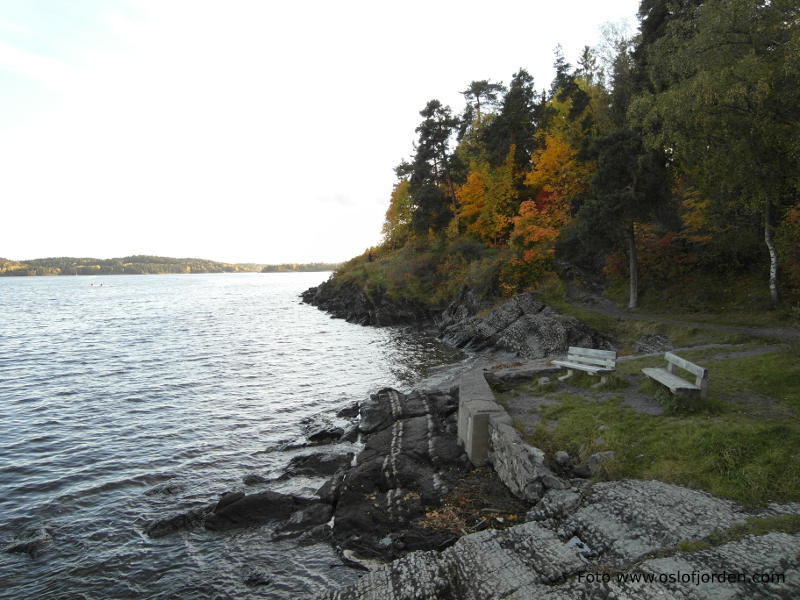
[0,0,639,264]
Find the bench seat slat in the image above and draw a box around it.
[568,347,617,359]
[566,354,615,368]
[552,360,613,374]
[642,367,700,392]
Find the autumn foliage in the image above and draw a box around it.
[360,1,800,311]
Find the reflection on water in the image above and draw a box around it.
[0,273,464,599]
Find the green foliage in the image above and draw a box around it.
[329,236,512,308]
[342,0,800,318]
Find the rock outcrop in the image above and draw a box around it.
[440,292,612,358]
[317,479,800,599]
[300,280,438,326]
[326,387,471,561]
[143,386,470,562]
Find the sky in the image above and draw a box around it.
[0,0,640,264]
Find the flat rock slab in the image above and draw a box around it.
[556,480,749,563]
[318,479,800,599]
[317,522,585,600]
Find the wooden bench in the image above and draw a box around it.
[642,352,708,399]
[551,347,617,387]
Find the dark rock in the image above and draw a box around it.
[215,491,245,511]
[242,473,269,486]
[302,415,345,445]
[339,423,360,443]
[316,469,347,504]
[4,529,51,558]
[307,427,344,444]
[301,280,438,326]
[330,387,469,561]
[243,568,272,587]
[285,452,354,478]
[436,286,484,330]
[204,490,313,531]
[144,506,212,538]
[359,388,431,434]
[336,402,360,419]
[440,292,612,358]
[278,503,333,533]
[144,481,185,496]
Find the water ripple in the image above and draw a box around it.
[0,273,464,599]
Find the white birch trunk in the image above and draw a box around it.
[765,201,779,305]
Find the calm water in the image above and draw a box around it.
[0,273,465,600]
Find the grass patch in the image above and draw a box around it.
[539,291,755,353]
[705,350,800,412]
[522,395,800,507]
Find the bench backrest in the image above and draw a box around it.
[664,352,708,386]
[566,346,617,369]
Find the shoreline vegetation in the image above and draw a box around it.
[294,1,800,592]
[301,0,799,329]
[0,256,339,277]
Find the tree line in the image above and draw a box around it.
[0,255,263,276]
[373,0,798,310]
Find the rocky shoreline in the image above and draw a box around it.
[302,280,612,360]
[139,370,800,599]
[300,280,439,326]
[132,285,799,598]
[142,385,505,564]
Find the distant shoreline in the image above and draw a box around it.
[0,255,340,277]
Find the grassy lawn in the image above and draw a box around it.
[524,394,800,507]
[513,347,800,507]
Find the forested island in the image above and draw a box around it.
[0,255,264,276]
[261,263,340,273]
[314,0,798,324]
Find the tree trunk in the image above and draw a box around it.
[764,201,779,306]
[627,221,639,309]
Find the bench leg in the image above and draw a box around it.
[558,369,574,382]
[591,374,608,389]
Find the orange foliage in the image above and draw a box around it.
[524,134,592,204]
[455,150,517,247]
[510,193,571,264]
[506,134,591,266]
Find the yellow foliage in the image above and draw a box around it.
[524,134,592,204]
[455,148,518,247]
[382,180,414,248]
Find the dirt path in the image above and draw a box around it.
[569,295,800,343]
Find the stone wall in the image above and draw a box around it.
[457,368,566,502]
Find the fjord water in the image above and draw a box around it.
[0,273,464,599]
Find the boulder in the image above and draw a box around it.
[301,415,345,444]
[440,292,611,358]
[3,528,51,558]
[144,506,212,538]
[203,490,314,531]
[284,452,354,478]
